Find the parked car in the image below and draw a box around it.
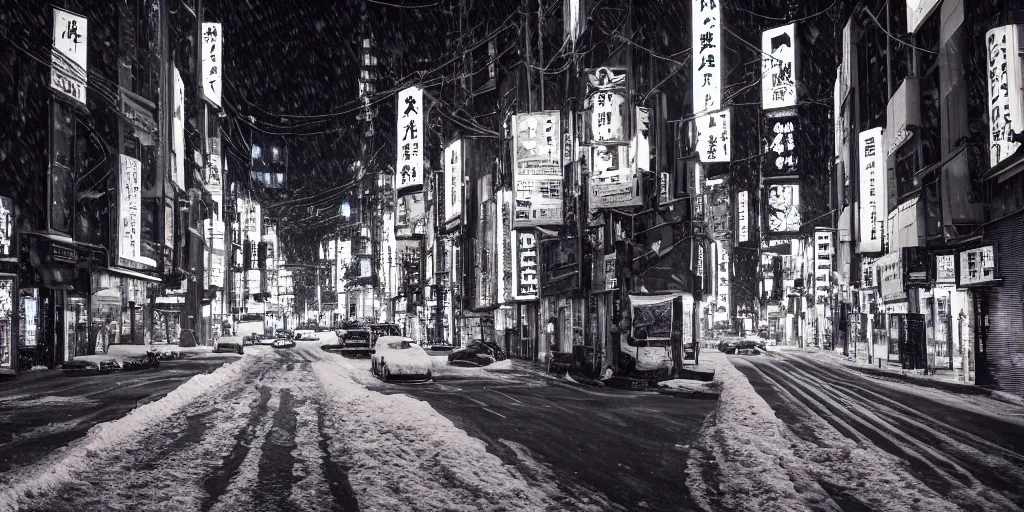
[447,340,508,367]
[370,336,433,382]
[272,337,296,349]
[214,336,245,354]
[720,338,767,354]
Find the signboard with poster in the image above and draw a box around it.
[444,139,463,226]
[761,24,797,110]
[935,254,955,284]
[858,128,886,253]
[118,155,156,268]
[513,112,562,226]
[396,87,424,192]
[511,230,539,300]
[51,8,88,105]
[583,67,627,144]
[986,26,1023,167]
[765,183,801,235]
[590,144,641,208]
[696,109,731,162]
[956,245,999,287]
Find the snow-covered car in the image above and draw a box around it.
[371,336,433,382]
[447,340,507,367]
[214,336,245,354]
[272,338,296,348]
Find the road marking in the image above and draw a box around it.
[462,395,489,407]
[482,407,508,419]
[491,390,523,404]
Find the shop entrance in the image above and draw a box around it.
[63,295,88,361]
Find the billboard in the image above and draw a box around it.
[51,8,88,105]
[396,87,424,192]
[765,183,801,235]
[511,230,539,300]
[513,112,562,226]
[736,190,749,242]
[762,24,797,110]
[764,114,797,176]
[444,139,463,225]
[986,26,1023,167]
[590,144,640,208]
[696,109,731,162]
[584,67,627,144]
[201,23,222,107]
[692,0,721,113]
[118,155,156,268]
[858,128,885,253]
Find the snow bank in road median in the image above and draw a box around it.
[0,352,261,512]
[312,360,561,511]
[657,379,719,392]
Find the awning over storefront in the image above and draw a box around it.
[983,145,1024,184]
[106,266,162,283]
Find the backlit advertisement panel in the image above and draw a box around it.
[513,112,562,226]
[444,139,463,225]
[511,230,539,300]
[858,128,885,253]
[762,24,797,110]
[396,87,424,192]
[765,183,801,235]
[692,0,721,114]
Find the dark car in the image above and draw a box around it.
[272,337,296,348]
[720,338,767,355]
[447,341,508,367]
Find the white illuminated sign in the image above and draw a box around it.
[172,66,185,189]
[444,139,463,225]
[736,191,749,242]
[858,127,885,253]
[986,26,1023,167]
[766,183,801,234]
[696,109,730,162]
[762,24,797,110]
[396,87,424,191]
[118,155,155,267]
[51,8,88,105]
[201,23,221,107]
[692,0,721,113]
[513,112,562,226]
[512,230,538,300]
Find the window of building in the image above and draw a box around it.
[18,288,38,347]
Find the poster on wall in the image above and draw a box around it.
[692,0,721,114]
[444,139,463,225]
[51,7,88,106]
[513,112,562,226]
[858,127,885,252]
[590,144,641,208]
[764,114,798,176]
[396,86,424,192]
[765,183,801,235]
[762,24,797,110]
[736,190,749,242]
[696,109,731,162]
[935,254,955,283]
[511,230,538,300]
[583,67,627,144]
[957,245,997,287]
[986,26,1023,167]
[200,23,222,107]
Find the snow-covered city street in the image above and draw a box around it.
[1,336,1022,511]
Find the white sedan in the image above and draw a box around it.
[370,336,433,382]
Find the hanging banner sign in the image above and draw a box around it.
[692,0,721,114]
[172,67,185,189]
[118,155,155,268]
[51,8,88,105]
[764,114,798,176]
[858,127,885,252]
[444,139,463,225]
[0,196,12,258]
[762,24,797,110]
[736,190,749,242]
[513,112,563,226]
[495,189,514,303]
[584,68,627,144]
[396,87,424,192]
[201,23,222,107]
[986,26,1023,167]
[696,109,731,162]
[511,230,539,300]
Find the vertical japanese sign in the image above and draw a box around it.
[935,254,955,283]
[495,189,514,303]
[511,230,539,300]
[0,278,11,369]
[513,112,562,226]
[51,8,87,106]
[762,24,797,110]
[444,139,463,225]
[201,23,222,107]
[814,230,833,298]
[172,67,185,189]
[696,109,731,162]
[396,87,424,192]
[119,155,154,267]
[0,196,11,258]
[986,26,1023,167]
[858,127,885,252]
[736,190,749,242]
[692,0,721,114]
[584,68,627,143]
[207,137,223,218]
[764,114,797,176]
[766,183,801,235]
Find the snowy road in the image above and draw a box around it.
[3,341,706,512]
[724,352,1024,511]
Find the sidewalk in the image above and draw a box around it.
[792,346,1024,407]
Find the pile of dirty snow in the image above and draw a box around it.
[656,379,719,392]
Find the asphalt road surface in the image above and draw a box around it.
[730,351,1024,511]
[0,355,237,474]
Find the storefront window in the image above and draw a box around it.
[19,288,38,347]
[91,274,123,353]
[0,278,14,369]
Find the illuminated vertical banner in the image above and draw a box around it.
[736,190,749,242]
[201,23,221,107]
[513,112,562,226]
[813,230,833,298]
[692,0,721,114]
[511,230,539,300]
[696,109,731,162]
[51,8,88,105]
[380,211,396,299]
[396,87,424,192]
[444,139,463,225]
[986,26,1023,166]
[858,128,885,252]
[762,24,797,110]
